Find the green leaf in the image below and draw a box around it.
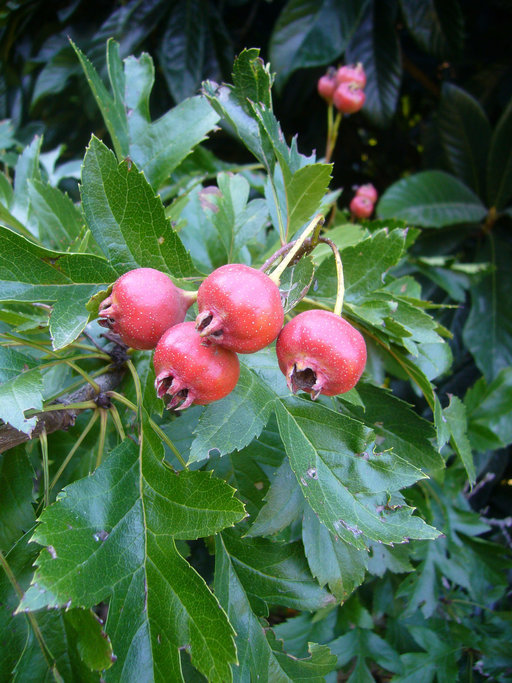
[0,225,118,349]
[12,136,42,226]
[346,0,402,127]
[329,628,403,677]
[465,368,512,451]
[28,179,83,250]
[189,363,277,463]
[247,459,304,537]
[392,626,460,683]
[367,540,413,576]
[0,347,37,382]
[0,535,114,681]
[269,0,366,89]
[0,447,35,551]
[232,48,273,109]
[215,533,336,682]
[71,38,129,159]
[0,367,43,434]
[287,164,332,237]
[443,395,475,483]
[19,425,246,682]
[399,0,464,58]
[275,397,439,547]
[437,83,491,195]
[81,136,197,277]
[377,170,487,227]
[487,97,512,210]
[217,527,335,615]
[340,383,444,474]
[280,256,315,314]
[463,237,512,380]
[302,507,368,602]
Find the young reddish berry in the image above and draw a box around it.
[154,322,240,411]
[333,83,366,114]
[356,183,378,204]
[350,195,374,219]
[98,268,196,350]
[276,310,366,398]
[335,63,366,88]
[195,264,284,354]
[317,74,337,103]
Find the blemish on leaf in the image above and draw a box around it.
[47,545,57,559]
[254,481,264,490]
[93,530,109,542]
[158,236,165,245]
[335,519,362,537]
[208,448,221,458]
[300,477,308,487]
[306,467,318,480]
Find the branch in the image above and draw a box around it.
[0,369,125,453]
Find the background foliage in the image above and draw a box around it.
[0,1,511,681]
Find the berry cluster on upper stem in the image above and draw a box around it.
[317,63,367,114]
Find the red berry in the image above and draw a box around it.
[276,310,366,398]
[350,195,374,219]
[356,183,378,204]
[317,74,337,103]
[195,264,284,354]
[154,322,240,410]
[335,63,366,88]
[98,268,195,350]
[333,83,366,114]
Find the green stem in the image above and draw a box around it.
[40,430,50,508]
[325,111,342,163]
[317,236,345,315]
[107,391,188,469]
[269,215,325,285]
[26,401,98,416]
[109,402,126,441]
[50,411,99,490]
[95,409,108,469]
[45,366,112,403]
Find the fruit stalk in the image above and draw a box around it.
[317,236,345,316]
[268,214,324,286]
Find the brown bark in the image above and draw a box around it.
[0,369,125,453]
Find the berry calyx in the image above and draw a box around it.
[333,83,366,114]
[196,264,284,354]
[317,74,337,103]
[276,310,366,398]
[335,63,367,88]
[154,322,240,410]
[356,183,378,204]
[350,195,374,219]
[98,268,196,350]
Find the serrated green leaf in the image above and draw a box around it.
[367,540,413,576]
[339,383,443,473]
[189,363,277,463]
[12,136,42,227]
[392,627,460,683]
[218,527,335,615]
[443,395,475,483]
[19,422,245,682]
[487,97,512,210]
[275,397,439,547]
[81,136,197,277]
[215,533,336,682]
[28,179,83,250]
[346,0,402,127]
[329,628,403,677]
[377,171,487,227]
[287,164,332,237]
[437,83,491,195]
[0,225,118,349]
[0,347,37,382]
[280,256,315,314]
[302,507,368,602]
[0,447,35,551]
[247,458,304,537]
[269,0,366,89]
[232,48,273,109]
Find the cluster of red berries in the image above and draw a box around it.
[317,63,366,114]
[349,183,378,220]
[98,264,366,410]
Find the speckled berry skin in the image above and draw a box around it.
[276,310,366,397]
[317,74,337,103]
[333,83,366,114]
[335,64,366,88]
[356,183,378,204]
[350,195,374,219]
[153,322,240,410]
[98,268,195,350]
[195,264,284,354]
